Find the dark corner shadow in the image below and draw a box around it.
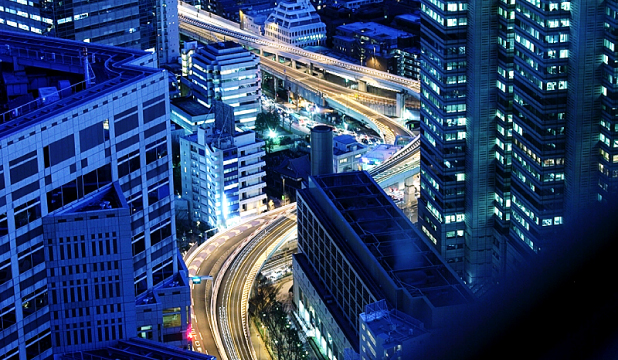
[414,195,618,360]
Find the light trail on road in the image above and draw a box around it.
[186,206,294,358]
[178,2,420,93]
[179,22,412,143]
[217,211,297,360]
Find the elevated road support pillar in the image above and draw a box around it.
[404,174,420,208]
[396,91,406,118]
[358,80,367,92]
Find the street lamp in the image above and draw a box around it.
[266,129,277,153]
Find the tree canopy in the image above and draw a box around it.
[255,111,281,134]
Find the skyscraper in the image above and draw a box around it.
[0,31,190,359]
[0,0,179,65]
[264,0,327,47]
[418,0,611,287]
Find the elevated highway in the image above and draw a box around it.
[179,21,413,143]
[178,2,419,94]
[178,2,422,195]
[369,135,421,188]
[187,204,297,360]
[216,213,297,360]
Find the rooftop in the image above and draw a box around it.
[209,41,243,51]
[394,13,421,23]
[62,338,215,360]
[274,154,311,181]
[334,134,360,145]
[0,30,159,140]
[54,182,128,215]
[360,300,428,345]
[311,171,473,308]
[363,144,402,161]
[172,97,210,117]
[337,22,412,40]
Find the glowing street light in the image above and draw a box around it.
[268,129,278,139]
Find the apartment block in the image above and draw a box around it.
[180,119,267,229]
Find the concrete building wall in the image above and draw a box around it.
[293,257,356,360]
[43,186,137,354]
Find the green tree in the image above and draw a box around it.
[250,276,307,360]
[255,111,281,135]
[249,275,280,318]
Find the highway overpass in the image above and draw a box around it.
[178,2,420,95]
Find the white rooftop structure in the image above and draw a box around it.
[264,0,326,47]
[361,144,402,170]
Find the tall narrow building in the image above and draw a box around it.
[179,107,267,229]
[418,0,612,288]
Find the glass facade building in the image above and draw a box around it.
[419,0,612,288]
[0,0,179,65]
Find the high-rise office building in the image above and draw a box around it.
[293,171,472,359]
[189,41,262,129]
[0,31,190,359]
[0,0,179,65]
[418,0,611,287]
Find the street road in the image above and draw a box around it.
[260,59,413,142]
[186,211,284,357]
[217,212,297,360]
